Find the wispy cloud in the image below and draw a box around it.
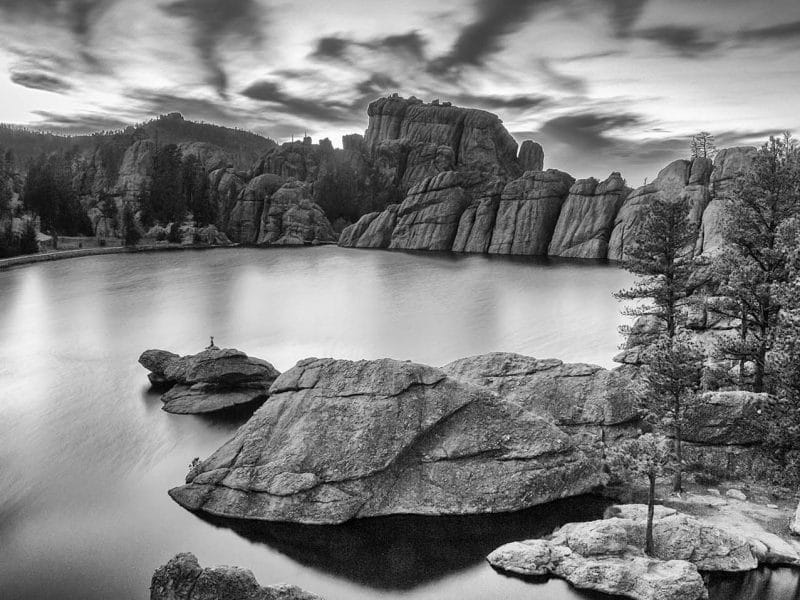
[10,71,73,93]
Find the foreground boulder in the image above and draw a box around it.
[487,503,782,600]
[138,347,280,414]
[169,357,605,524]
[151,552,322,600]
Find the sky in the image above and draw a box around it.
[1,0,799,184]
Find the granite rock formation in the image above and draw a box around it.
[256,181,336,246]
[151,552,323,600]
[138,347,280,414]
[441,352,639,441]
[487,503,785,600]
[548,173,629,259]
[169,356,606,524]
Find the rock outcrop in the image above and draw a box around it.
[389,172,469,250]
[548,173,628,259]
[488,169,575,255]
[441,352,639,441]
[138,347,280,414]
[487,503,789,600]
[169,357,606,524]
[151,552,322,600]
[256,181,336,246]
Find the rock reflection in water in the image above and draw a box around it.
[708,568,800,600]
[194,495,611,590]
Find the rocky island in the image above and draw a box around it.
[139,346,280,414]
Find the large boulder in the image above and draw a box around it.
[681,391,771,445]
[547,173,628,259]
[151,552,323,600]
[340,204,400,249]
[138,347,280,414]
[451,178,506,253]
[169,357,606,524]
[518,140,544,172]
[389,172,469,250]
[488,169,575,255]
[441,352,639,440]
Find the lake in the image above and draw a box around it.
[0,247,797,600]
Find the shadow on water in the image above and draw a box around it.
[707,567,800,600]
[193,494,613,590]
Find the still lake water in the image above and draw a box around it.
[0,246,797,600]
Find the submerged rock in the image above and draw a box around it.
[169,357,605,524]
[138,347,279,414]
[151,552,323,600]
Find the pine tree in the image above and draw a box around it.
[711,133,800,392]
[607,434,672,556]
[615,198,700,341]
[690,131,717,159]
[122,203,141,247]
[641,334,706,491]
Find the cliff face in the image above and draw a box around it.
[341,135,755,261]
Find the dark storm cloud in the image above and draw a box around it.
[452,93,549,111]
[0,0,115,41]
[310,31,427,63]
[10,71,73,93]
[633,25,721,57]
[240,81,353,122]
[429,0,552,73]
[161,0,264,96]
[737,20,800,43]
[538,112,643,150]
[30,110,129,133]
[356,74,401,96]
[600,0,649,38]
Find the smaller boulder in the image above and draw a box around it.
[726,489,747,501]
[791,502,800,536]
[150,552,323,600]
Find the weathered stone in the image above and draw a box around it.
[488,539,706,600]
[682,391,771,445]
[389,172,469,250]
[116,140,155,200]
[161,383,270,414]
[169,357,605,524]
[726,489,747,501]
[791,502,800,536]
[151,552,323,600]
[488,170,575,255]
[227,174,285,243]
[441,352,639,438]
[337,212,379,247]
[139,347,280,414]
[518,140,544,172]
[256,181,336,246]
[548,173,628,259]
[452,179,505,253]
[355,204,399,248]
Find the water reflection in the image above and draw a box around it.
[194,495,612,590]
[708,568,800,600]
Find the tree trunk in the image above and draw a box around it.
[646,471,656,556]
[754,336,767,393]
[673,433,682,493]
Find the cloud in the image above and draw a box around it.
[536,59,587,93]
[133,90,247,125]
[29,110,130,133]
[161,0,264,96]
[633,25,721,57]
[599,0,649,38]
[429,0,552,73]
[452,93,549,111]
[10,71,73,93]
[311,36,351,61]
[240,80,353,122]
[0,0,115,41]
[356,74,401,97]
[737,20,800,44]
[310,31,427,63]
[538,111,643,150]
